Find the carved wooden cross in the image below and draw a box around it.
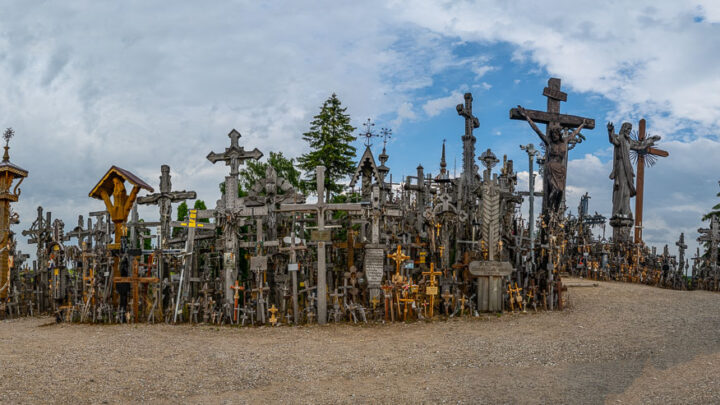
[633,119,669,244]
[114,258,159,320]
[137,165,196,247]
[387,245,410,279]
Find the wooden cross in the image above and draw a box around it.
[170,209,216,322]
[422,263,441,318]
[114,258,159,320]
[230,280,244,323]
[334,230,363,271]
[510,78,595,214]
[137,164,196,248]
[440,290,454,315]
[387,245,410,280]
[381,283,395,321]
[397,290,415,321]
[510,78,595,129]
[633,119,669,244]
[279,166,364,325]
[268,304,279,326]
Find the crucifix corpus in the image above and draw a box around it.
[510,78,595,215]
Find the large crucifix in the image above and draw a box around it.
[279,166,364,324]
[633,119,669,244]
[510,78,595,215]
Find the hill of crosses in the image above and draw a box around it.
[1,78,718,326]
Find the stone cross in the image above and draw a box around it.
[207,129,262,305]
[279,166,363,324]
[633,119,669,244]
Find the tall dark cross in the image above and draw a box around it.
[510,78,595,214]
[137,165,196,247]
[456,93,480,190]
[633,119,669,244]
[208,129,263,304]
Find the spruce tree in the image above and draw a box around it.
[297,93,357,200]
[702,181,720,221]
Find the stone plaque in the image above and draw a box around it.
[364,248,385,287]
[311,229,332,242]
[250,255,268,271]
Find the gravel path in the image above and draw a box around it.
[2,278,719,404]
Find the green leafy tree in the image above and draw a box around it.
[238,151,302,192]
[173,201,189,237]
[297,93,357,201]
[193,200,209,223]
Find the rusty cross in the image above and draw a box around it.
[333,230,363,271]
[633,119,669,244]
[113,258,159,320]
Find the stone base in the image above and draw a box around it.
[610,215,634,243]
[469,261,514,312]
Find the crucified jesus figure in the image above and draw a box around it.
[516,105,586,214]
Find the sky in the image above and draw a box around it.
[1,1,719,261]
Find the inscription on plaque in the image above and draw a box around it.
[364,248,385,287]
[311,229,332,242]
[250,255,268,271]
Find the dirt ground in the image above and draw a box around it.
[2,278,720,404]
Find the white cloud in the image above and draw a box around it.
[422,90,464,117]
[392,1,720,138]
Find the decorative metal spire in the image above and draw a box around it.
[3,127,14,162]
[360,118,380,147]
